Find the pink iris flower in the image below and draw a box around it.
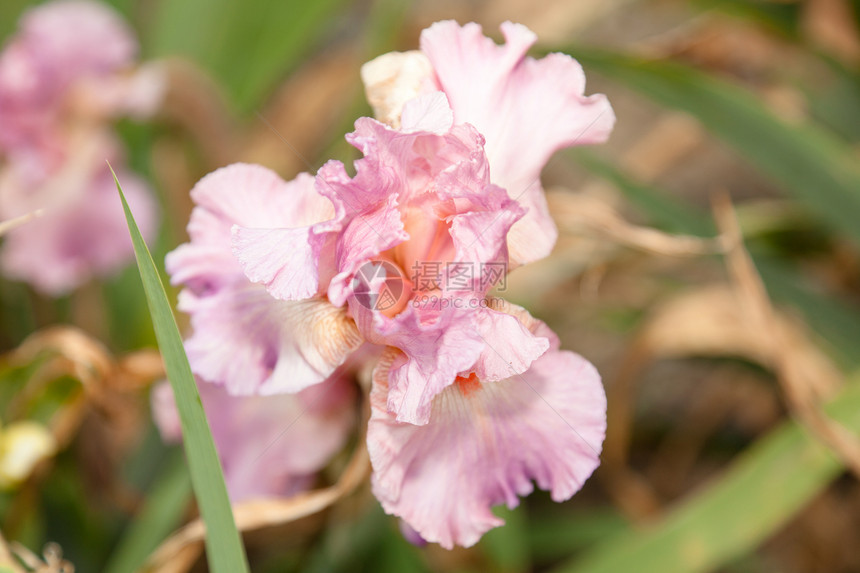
[161,20,612,548]
[0,0,161,294]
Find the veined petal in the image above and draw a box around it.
[167,163,362,395]
[232,225,331,301]
[401,91,454,135]
[368,347,606,548]
[179,284,362,395]
[444,186,523,294]
[471,304,549,382]
[170,164,336,300]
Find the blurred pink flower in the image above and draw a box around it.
[152,373,356,501]
[164,20,609,548]
[0,0,162,295]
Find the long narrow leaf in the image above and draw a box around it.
[112,167,249,573]
[103,452,192,573]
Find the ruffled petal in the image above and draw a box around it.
[232,226,332,301]
[153,374,357,501]
[368,347,606,548]
[327,194,408,307]
[420,20,615,264]
[471,305,549,382]
[168,164,332,296]
[354,302,485,425]
[223,165,342,302]
[443,184,523,294]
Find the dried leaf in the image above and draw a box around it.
[712,193,860,478]
[548,192,726,257]
[802,0,860,65]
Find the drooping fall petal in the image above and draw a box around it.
[368,346,606,548]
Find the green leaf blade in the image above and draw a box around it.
[112,167,249,573]
[149,0,347,113]
[103,452,192,573]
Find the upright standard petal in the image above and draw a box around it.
[418,21,615,264]
[368,345,606,548]
[420,21,614,194]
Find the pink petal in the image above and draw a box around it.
[471,305,549,382]
[420,21,615,264]
[175,163,333,301]
[443,185,523,294]
[505,185,557,266]
[368,347,606,548]
[166,165,323,292]
[179,286,362,395]
[167,164,362,395]
[232,226,332,301]
[401,91,454,134]
[327,194,408,307]
[222,165,341,302]
[153,374,356,501]
[353,302,485,425]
